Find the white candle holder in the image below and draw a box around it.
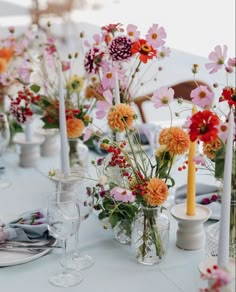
[50,172,81,192]
[35,128,59,157]
[13,133,45,168]
[171,203,212,250]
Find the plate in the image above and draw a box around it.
[0,238,56,267]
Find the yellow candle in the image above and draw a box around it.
[186,106,197,216]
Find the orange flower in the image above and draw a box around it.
[144,178,168,206]
[0,47,15,63]
[107,103,135,132]
[0,58,8,74]
[66,118,85,138]
[203,138,222,160]
[158,127,190,155]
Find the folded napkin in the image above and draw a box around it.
[174,183,221,220]
[0,209,49,243]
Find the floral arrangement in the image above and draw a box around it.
[1,25,97,143]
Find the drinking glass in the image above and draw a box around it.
[46,190,83,287]
[65,177,95,270]
[0,112,11,189]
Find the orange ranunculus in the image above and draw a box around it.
[144,178,168,206]
[66,118,85,138]
[0,47,15,63]
[107,103,135,132]
[158,127,190,155]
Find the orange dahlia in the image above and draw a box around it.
[158,127,190,155]
[107,103,135,132]
[203,138,222,160]
[66,118,85,138]
[0,58,7,74]
[0,47,15,63]
[144,178,168,206]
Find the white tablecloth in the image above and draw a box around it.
[0,147,220,292]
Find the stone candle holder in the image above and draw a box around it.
[13,133,45,168]
[171,203,212,250]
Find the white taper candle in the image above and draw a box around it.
[217,110,234,268]
[58,65,71,176]
[114,71,121,142]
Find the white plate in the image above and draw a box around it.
[0,246,52,267]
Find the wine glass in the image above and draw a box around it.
[46,190,83,287]
[64,176,95,270]
[0,112,11,189]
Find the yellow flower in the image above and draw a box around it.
[67,75,84,94]
[158,127,190,155]
[107,104,135,132]
[144,178,168,206]
[66,118,85,138]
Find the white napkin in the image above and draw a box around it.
[175,183,221,220]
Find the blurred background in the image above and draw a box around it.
[0,0,235,57]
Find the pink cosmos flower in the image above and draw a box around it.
[126,24,140,40]
[228,57,236,67]
[217,122,228,142]
[110,186,135,203]
[158,46,171,59]
[61,60,70,72]
[96,89,113,119]
[83,123,94,142]
[151,86,174,108]
[101,68,116,90]
[0,227,8,243]
[17,60,31,83]
[193,155,206,166]
[145,24,167,48]
[190,85,214,108]
[205,45,228,74]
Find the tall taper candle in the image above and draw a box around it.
[114,71,120,105]
[114,71,121,142]
[58,66,71,176]
[217,110,234,268]
[186,106,197,216]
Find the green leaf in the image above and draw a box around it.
[30,84,41,93]
[109,213,118,228]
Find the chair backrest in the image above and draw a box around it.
[133,80,212,123]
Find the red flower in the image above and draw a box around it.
[189,110,220,143]
[219,87,236,107]
[131,39,157,63]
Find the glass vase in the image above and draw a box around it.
[206,199,236,258]
[113,219,132,245]
[68,138,89,173]
[131,206,169,265]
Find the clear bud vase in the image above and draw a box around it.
[68,138,89,173]
[113,219,132,245]
[131,206,169,265]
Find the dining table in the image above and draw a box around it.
[0,140,223,292]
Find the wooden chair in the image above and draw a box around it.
[133,80,212,123]
[30,0,77,38]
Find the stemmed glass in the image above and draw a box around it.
[0,112,11,189]
[46,190,83,287]
[64,177,95,270]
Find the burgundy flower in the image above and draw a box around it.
[84,47,105,74]
[108,36,132,61]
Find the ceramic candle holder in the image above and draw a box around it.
[171,203,212,250]
[50,172,80,193]
[35,128,59,157]
[13,133,45,168]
